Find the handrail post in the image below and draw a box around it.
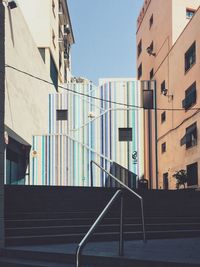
[90,160,93,187]
[119,194,124,256]
[76,245,81,267]
[140,198,146,243]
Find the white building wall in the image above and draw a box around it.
[5,6,55,144]
[172,0,200,44]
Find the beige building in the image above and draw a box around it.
[1,0,75,186]
[4,1,56,185]
[137,0,200,189]
[17,0,75,89]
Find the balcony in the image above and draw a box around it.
[58,30,64,51]
[64,49,69,61]
[58,1,67,25]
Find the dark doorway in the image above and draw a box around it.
[187,162,198,186]
[163,172,169,190]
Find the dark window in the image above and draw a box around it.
[163,172,169,190]
[38,48,45,63]
[185,42,196,72]
[180,122,197,149]
[161,142,166,153]
[161,111,166,123]
[150,68,154,80]
[186,8,195,19]
[137,39,142,57]
[56,110,68,121]
[149,14,153,28]
[150,41,153,51]
[143,90,154,109]
[119,128,132,142]
[182,82,196,110]
[187,162,198,186]
[50,55,58,90]
[6,137,30,185]
[138,63,142,79]
[161,80,166,94]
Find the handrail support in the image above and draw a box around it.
[76,190,123,267]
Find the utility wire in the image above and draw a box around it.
[5,64,200,112]
[5,64,140,110]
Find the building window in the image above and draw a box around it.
[119,128,132,142]
[182,82,196,110]
[56,110,68,121]
[161,142,166,153]
[187,162,198,186]
[149,14,153,28]
[186,8,195,19]
[149,41,154,51]
[38,48,45,63]
[137,39,142,57]
[180,122,197,149]
[185,42,196,72]
[161,111,166,123]
[50,55,58,90]
[6,137,30,185]
[150,68,154,80]
[161,80,166,94]
[163,172,169,190]
[138,63,142,79]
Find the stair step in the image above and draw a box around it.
[0,256,88,267]
[5,222,200,237]
[5,229,200,246]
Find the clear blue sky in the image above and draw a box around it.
[67,0,143,85]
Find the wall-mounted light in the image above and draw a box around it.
[146,46,156,56]
[88,112,95,119]
[161,87,168,96]
[161,87,174,100]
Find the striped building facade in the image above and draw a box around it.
[30,78,144,186]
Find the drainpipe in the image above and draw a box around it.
[154,81,158,189]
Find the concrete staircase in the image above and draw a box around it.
[1,185,200,266]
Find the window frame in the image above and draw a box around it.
[118,128,132,142]
[150,68,154,80]
[56,109,68,121]
[161,111,166,123]
[187,162,198,186]
[186,8,196,19]
[185,41,196,73]
[182,81,196,111]
[138,63,142,79]
[161,142,166,153]
[149,14,153,29]
[137,39,142,58]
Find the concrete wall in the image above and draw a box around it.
[5,5,55,144]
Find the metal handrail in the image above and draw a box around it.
[75,190,124,267]
[90,160,146,243]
